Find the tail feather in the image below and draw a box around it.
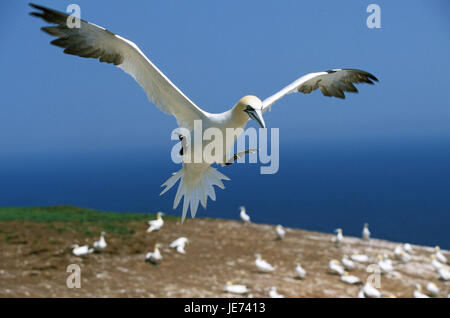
[160,164,230,222]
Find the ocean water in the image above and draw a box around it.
[1,138,449,249]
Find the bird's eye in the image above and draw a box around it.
[245,105,254,112]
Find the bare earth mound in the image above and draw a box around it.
[0,216,449,297]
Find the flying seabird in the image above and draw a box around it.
[30,3,378,222]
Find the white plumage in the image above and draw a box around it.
[224,282,248,295]
[351,252,370,263]
[434,246,448,264]
[430,254,444,270]
[329,260,345,275]
[413,284,429,298]
[362,223,371,241]
[403,243,413,253]
[426,282,439,297]
[332,228,343,247]
[255,254,275,273]
[342,255,355,270]
[239,206,251,223]
[268,287,284,298]
[377,254,394,274]
[295,263,307,279]
[275,225,286,240]
[147,212,164,233]
[359,283,381,298]
[93,231,107,250]
[437,267,450,281]
[145,243,163,264]
[341,272,361,285]
[169,237,189,254]
[31,3,378,222]
[72,244,93,256]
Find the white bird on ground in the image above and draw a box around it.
[430,254,444,270]
[403,243,413,253]
[426,282,439,297]
[351,252,370,263]
[268,287,285,298]
[93,231,107,250]
[329,260,345,275]
[169,237,189,254]
[437,267,450,281]
[239,206,251,223]
[359,283,381,298]
[413,284,429,298]
[362,223,371,241]
[434,246,448,264]
[72,244,93,256]
[295,263,307,279]
[145,243,163,264]
[332,228,343,247]
[342,255,355,270]
[341,272,361,285]
[394,245,404,260]
[399,251,411,263]
[275,225,286,240]
[147,212,164,233]
[224,282,248,295]
[30,3,378,222]
[254,254,275,273]
[378,254,394,274]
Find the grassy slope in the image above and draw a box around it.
[0,205,177,237]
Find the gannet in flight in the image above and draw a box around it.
[434,246,448,264]
[145,243,163,265]
[93,231,107,250]
[169,237,189,254]
[239,206,251,223]
[268,287,285,298]
[30,3,378,222]
[362,223,371,241]
[147,212,164,233]
[295,263,307,279]
[254,253,275,273]
[223,282,249,295]
[275,225,286,240]
[72,244,93,256]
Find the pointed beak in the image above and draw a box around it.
[246,108,266,128]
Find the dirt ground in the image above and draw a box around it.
[0,218,449,297]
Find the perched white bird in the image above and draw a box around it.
[359,283,381,298]
[351,252,370,263]
[341,272,361,285]
[399,251,411,263]
[224,282,248,295]
[394,245,404,260]
[342,255,355,270]
[295,263,306,279]
[254,254,275,273]
[145,243,163,264]
[378,254,394,274]
[147,212,164,233]
[329,259,345,275]
[239,206,251,223]
[437,267,450,281]
[362,223,371,241]
[413,284,429,298]
[332,228,343,247]
[426,282,439,297]
[72,244,93,256]
[430,254,444,270]
[403,243,413,253]
[268,287,285,298]
[169,237,189,254]
[31,3,378,222]
[93,231,107,250]
[275,225,286,240]
[434,246,448,264]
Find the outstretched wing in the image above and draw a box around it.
[262,69,378,113]
[30,3,207,130]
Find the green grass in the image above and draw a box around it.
[0,205,178,236]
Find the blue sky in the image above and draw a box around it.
[1,1,449,156]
